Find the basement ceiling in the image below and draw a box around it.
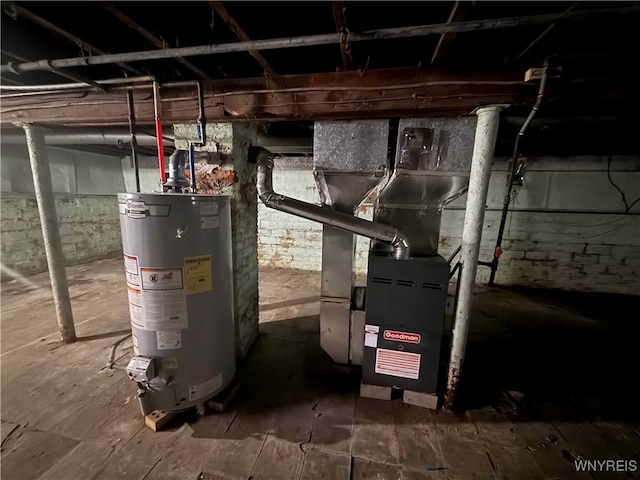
[2,2,638,84]
[1,2,639,156]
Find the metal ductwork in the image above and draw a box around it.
[372,117,478,255]
[255,148,410,260]
[255,131,312,156]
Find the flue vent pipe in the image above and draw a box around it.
[256,149,409,259]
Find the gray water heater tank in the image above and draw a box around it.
[118,192,235,414]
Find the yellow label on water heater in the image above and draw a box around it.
[184,255,212,294]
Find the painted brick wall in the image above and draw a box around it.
[258,157,374,275]
[258,156,640,295]
[173,123,259,358]
[1,144,124,276]
[229,124,259,358]
[1,195,122,274]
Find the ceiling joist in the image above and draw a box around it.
[431,1,472,64]
[332,1,353,71]
[5,5,637,77]
[209,1,277,78]
[102,3,211,80]
[3,2,143,76]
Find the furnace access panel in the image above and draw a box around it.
[362,253,449,393]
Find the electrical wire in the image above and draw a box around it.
[532,211,635,240]
[544,217,635,240]
[607,155,640,213]
[544,212,631,228]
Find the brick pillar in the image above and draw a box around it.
[174,123,259,358]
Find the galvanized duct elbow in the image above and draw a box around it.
[256,150,278,203]
[255,148,410,260]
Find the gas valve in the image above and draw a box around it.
[126,356,155,383]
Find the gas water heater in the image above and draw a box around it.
[118,192,235,414]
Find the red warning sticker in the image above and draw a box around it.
[383,330,421,344]
[375,348,421,380]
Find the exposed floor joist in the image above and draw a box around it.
[332,1,353,71]
[431,1,472,64]
[2,5,639,77]
[3,2,143,76]
[102,3,211,80]
[209,1,277,78]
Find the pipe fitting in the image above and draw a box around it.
[255,147,275,201]
[164,149,189,190]
[391,233,410,260]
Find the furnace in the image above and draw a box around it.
[257,117,477,407]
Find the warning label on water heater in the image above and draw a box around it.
[139,290,188,331]
[200,201,219,216]
[184,255,212,294]
[156,330,182,350]
[140,267,184,290]
[127,286,142,307]
[123,254,140,286]
[200,200,220,230]
[124,254,138,274]
[129,304,144,329]
[127,265,189,331]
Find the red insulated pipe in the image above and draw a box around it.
[155,119,166,183]
[152,81,167,183]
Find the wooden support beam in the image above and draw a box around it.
[332,1,353,71]
[209,1,277,78]
[102,3,211,80]
[0,67,535,126]
[431,1,472,65]
[3,2,143,76]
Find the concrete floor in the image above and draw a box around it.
[1,258,639,480]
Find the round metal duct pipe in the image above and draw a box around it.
[0,128,172,147]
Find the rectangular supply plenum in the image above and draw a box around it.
[362,253,449,393]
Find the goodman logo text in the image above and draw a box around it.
[383,330,421,344]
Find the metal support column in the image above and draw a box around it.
[126,90,141,192]
[23,125,76,343]
[445,106,502,410]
